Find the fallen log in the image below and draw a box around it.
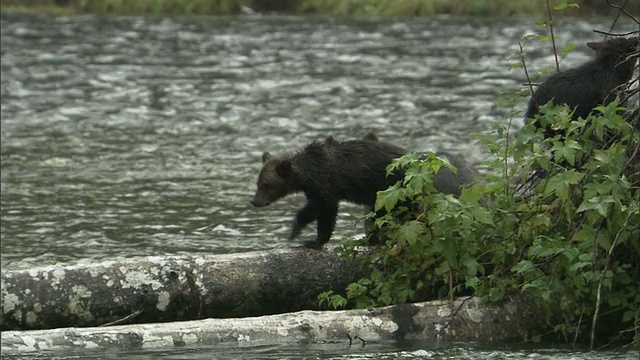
[0,296,535,353]
[1,248,365,331]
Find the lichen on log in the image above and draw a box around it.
[1,248,364,331]
[0,296,533,353]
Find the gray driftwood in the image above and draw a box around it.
[1,296,534,353]
[1,248,364,331]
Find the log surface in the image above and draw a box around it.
[1,248,364,331]
[0,296,533,353]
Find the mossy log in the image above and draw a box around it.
[1,296,534,353]
[1,248,365,331]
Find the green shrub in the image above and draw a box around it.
[319,0,640,346]
[320,98,639,345]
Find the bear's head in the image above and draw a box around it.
[362,132,379,142]
[250,152,295,207]
[588,36,639,69]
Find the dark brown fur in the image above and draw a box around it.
[250,134,480,249]
[526,37,639,125]
[251,136,406,249]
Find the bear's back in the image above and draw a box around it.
[326,139,406,205]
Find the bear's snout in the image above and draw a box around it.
[250,196,268,207]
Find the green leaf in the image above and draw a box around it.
[511,260,536,274]
[551,139,582,166]
[396,220,424,246]
[553,2,568,10]
[346,282,365,296]
[554,2,580,10]
[375,185,405,212]
[576,196,616,217]
[463,256,479,275]
[466,276,480,290]
[544,170,583,199]
[440,238,460,267]
[470,206,494,225]
[568,261,592,273]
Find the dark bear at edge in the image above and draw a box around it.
[525,36,639,132]
[250,133,480,250]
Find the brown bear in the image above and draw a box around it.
[250,133,479,249]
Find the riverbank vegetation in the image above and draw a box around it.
[319,0,640,350]
[0,0,628,16]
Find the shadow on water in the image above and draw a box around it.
[0,14,633,270]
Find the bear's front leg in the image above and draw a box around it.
[304,201,339,250]
[289,200,319,241]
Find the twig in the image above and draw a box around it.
[593,29,640,37]
[504,114,515,197]
[519,42,536,98]
[607,0,629,33]
[572,312,583,347]
[99,309,144,327]
[347,334,366,346]
[605,0,640,25]
[449,270,454,319]
[434,296,474,339]
[596,324,640,350]
[621,325,640,348]
[544,0,560,72]
[622,337,640,348]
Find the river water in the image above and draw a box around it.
[1,12,638,359]
[1,340,639,360]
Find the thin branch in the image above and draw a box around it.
[596,324,640,350]
[589,191,640,350]
[99,309,144,327]
[605,0,640,25]
[544,0,560,72]
[593,29,640,37]
[621,325,640,348]
[434,296,474,339]
[607,0,628,33]
[572,312,583,347]
[519,42,536,98]
[504,115,514,198]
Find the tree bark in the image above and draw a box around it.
[1,248,364,331]
[0,296,535,353]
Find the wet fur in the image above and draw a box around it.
[251,133,480,249]
[526,37,639,124]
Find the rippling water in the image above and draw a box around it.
[2,339,639,360]
[0,14,635,270]
[2,12,639,360]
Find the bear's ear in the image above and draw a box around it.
[262,152,272,163]
[275,159,292,178]
[587,41,605,51]
[325,135,338,146]
[363,132,378,142]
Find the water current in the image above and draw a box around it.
[1,12,638,360]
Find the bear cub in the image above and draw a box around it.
[250,134,479,250]
[525,36,639,131]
